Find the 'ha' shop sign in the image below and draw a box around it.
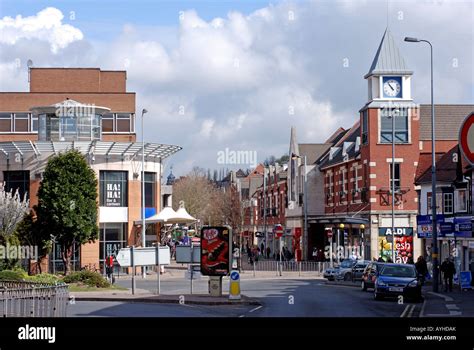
[106,183,122,207]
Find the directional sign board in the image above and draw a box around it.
[116,247,170,267]
[459,112,474,165]
[176,245,201,263]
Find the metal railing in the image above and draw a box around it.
[241,260,330,274]
[0,281,70,317]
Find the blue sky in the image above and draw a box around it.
[0,1,472,175]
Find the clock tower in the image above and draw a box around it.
[364,28,413,102]
[358,28,422,262]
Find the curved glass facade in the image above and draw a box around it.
[38,113,101,141]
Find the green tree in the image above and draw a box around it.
[36,150,98,274]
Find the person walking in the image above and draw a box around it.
[440,257,456,292]
[415,256,428,285]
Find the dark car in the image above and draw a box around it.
[373,263,422,301]
[351,260,370,281]
[361,261,384,291]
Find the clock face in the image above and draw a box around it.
[383,78,401,97]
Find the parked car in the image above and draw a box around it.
[335,259,360,281]
[350,260,371,281]
[361,261,384,291]
[324,259,356,281]
[373,263,422,301]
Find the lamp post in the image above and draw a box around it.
[141,108,148,278]
[390,107,397,263]
[338,223,345,263]
[360,224,365,260]
[404,36,438,292]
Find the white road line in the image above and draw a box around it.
[419,299,427,318]
[407,304,416,318]
[239,315,245,318]
[427,292,453,302]
[400,304,410,318]
[249,306,262,313]
[446,304,460,310]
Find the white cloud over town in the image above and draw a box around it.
[0,1,472,176]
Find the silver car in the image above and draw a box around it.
[334,259,359,281]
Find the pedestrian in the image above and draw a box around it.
[415,256,428,285]
[266,246,271,259]
[261,242,265,256]
[377,256,385,262]
[440,257,456,292]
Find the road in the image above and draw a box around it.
[68,278,421,317]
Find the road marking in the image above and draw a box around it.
[400,304,410,318]
[427,292,453,302]
[249,306,262,313]
[446,304,460,310]
[239,315,245,318]
[407,304,416,318]
[420,299,427,318]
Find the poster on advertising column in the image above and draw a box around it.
[201,226,232,276]
[378,228,413,263]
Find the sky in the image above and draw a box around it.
[0,0,472,177]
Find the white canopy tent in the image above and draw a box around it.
[142,205,197,225]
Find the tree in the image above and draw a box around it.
[35,150,98,274]
[15,211,52,274]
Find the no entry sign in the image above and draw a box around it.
[459,112,474,165]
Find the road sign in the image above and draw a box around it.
[229,270,241,300]
[176,245,201,263]
[274,224,284,238]
[326,229,333,238]
[459,112,474,165]
[116,246,170,267]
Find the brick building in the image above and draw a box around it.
[0,68,181,272]
[317,29,473,263]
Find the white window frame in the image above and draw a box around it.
[455,189,467,213]
[443,193,454,214]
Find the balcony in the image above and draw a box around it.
[377,187,410,206]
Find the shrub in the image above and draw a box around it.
[63,270,111,288]
[26,273,61,284]
[0,269,27,281]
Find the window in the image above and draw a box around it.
[31,115,38,132]
[427,192,443,215]
[99,171,128,207]
[3,171,30,200]
[0,113,12,132]
[380,108,409,143]
[341,169,346,195]
[389,163,401,191]
[443,193,453,214]
[14,113,29,132]
[116,113,131,132]
[328,173,333,195]
[99,223,127,272]
[102,113,114,132]
[354,166,359,191]
[456,189,467,212]
[362,111,369,144]
[38,113,101,141]
[143,172,156,208]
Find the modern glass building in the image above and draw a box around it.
[0,68,181,272]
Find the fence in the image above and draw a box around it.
[0,281,70,317]
[240,259,331,274]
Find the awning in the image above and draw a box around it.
[308,216,369,225]
[0,140,182,161]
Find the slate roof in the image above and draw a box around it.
[419,104,474,140]
[365,28,412,78]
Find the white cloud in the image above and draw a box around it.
[0,7,83,53]
[0,1,472,176]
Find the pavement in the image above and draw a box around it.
[420,287,474,317]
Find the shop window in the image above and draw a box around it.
[99,223,127,272]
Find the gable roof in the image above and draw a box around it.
[318,121,361,169]
[365,28,412,79]
[298,143,332,165]
[415,145,466,184]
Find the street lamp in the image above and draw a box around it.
[404,36,439,292]
[291,153,307,261]
[338,223,345,263]
[141,108,148,278]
